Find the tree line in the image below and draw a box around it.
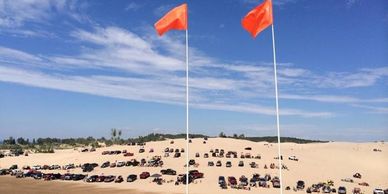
[1,129,326,152]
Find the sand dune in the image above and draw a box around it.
[0,176,156,194]
[0,138,387,194]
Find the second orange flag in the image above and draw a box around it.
[242,0,273,38]
[154,3,188,36]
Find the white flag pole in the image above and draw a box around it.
[185,28,190,193]
[271,23,283,194]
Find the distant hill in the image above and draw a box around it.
[129,133,327,144]
[0,133,326,150]
[128,133,208,143]
[244,136,327,144]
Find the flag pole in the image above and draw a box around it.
[271,23,283,194]
[185,28,190,193]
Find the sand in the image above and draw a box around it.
[0,176,154,194]
[0,138,387,194]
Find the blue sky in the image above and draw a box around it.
[0,0,387,141]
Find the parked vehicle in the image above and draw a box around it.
[373,189,384,194]
[297,180,305,190]
[338,186,347,194]
[353,188,361,194]
[250,162,257,168]
[63,164,75,170]
[9,165,18,170]
[189,159,196,166]
[62,173,73,180]
[124,152,134,157]
[104,175,116,182]
[208,161,214,166]
[218,176,226,185]
[127,174,137,182]
[258,177,267,187]
[140,172,150,179]
[117,161,125,167]
[216,160,222,167]
[49,165,61,170]
[228,176,237,186]
[101,161,110,168]
[341,178,354,183]
[353,173,362,179]
[161,168,176,175]
[189,170,204,179]
[288,156,299,161]
[226,161,232,168]
[272,177,281,188]
[86,175,98,182]
[180,174,193,185]
[96,176,105,182]
[115,176,124,183]
[239,175,249,186]
[323,186,331,193]
[82,164,94,172]
[238,161,244,167]
[72,174,86,181]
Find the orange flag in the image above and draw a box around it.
[154,3,187,36]
[242,0,273,38]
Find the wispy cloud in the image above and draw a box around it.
[153,4,175,17]
[0,25,386,118]
[125,2,143,11]
[0,65,331,118]
[351,104,388,114]
[313,67,388,88]
[0,0,89,37]
[346,0,359,8]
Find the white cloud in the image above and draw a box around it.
[0,0,89,37]
[314,67,388,88]
[125,2,142,11]
[0,65,332,118]
[281,94,388,104]
[346,0,359,8]
[0,46,43,62]
[351,104,388,114]
[0,26,386,118]
[153,4,175,17]
[0,0,83,27]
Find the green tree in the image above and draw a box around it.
[118,130,122,140]
[17,137,27,145]
[111,128,117,141]
[219,132,226,138]
[4,137,16,145]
